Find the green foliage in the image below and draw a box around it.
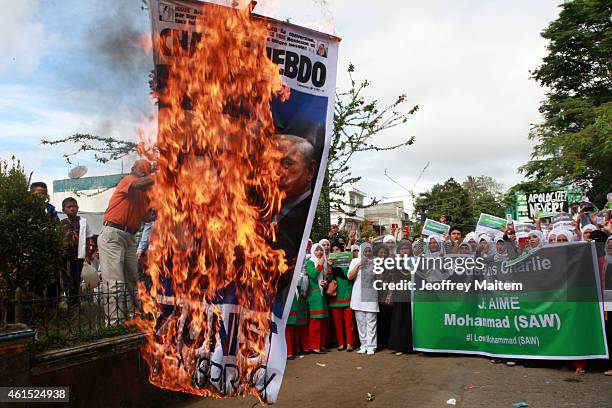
[521,100,612,205]
[326,64,418,214]
[359,219,376,241]
[521,0,612,204]
[462,176,506,219]
[41,133,137,164]
[30,324,139,353]
[531,0,611,104]
[314,64,418,235]
[415,178,475,233]
[0,157,64,294]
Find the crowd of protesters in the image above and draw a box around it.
[32,168,612,376]
[286,206,612,377]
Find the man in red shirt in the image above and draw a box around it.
[98,160,154,324]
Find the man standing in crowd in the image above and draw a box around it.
[30,182,60,221]
[98,160,154,324]
[445,227,463,254]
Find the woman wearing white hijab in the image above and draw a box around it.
[463,232,479,252]
[528,230,545,249]
[425,234,445,256]
[581,224,597,241]
[383,234,397,255]
[304,243,330,353]
[476,234,495,259]
[348,243,378,355]
[319,239,331,255]
[493,233,509,262]
[553,229,574,243]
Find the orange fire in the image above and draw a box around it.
[134,3,288,400]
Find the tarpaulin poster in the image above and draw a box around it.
[147,0,339,403]
[412,242,608,359]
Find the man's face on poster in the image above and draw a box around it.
[277,135,316,202]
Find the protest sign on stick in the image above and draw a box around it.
[475,213,508,237]
[422,218,450,237]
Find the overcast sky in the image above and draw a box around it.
[0,0,562,211]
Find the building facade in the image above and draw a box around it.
[363,200,410,237]
[329,187,367,233]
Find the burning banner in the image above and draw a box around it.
[137,0,339,403]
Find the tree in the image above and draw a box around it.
[358,219,376,242]
[414,178,475,233]
[462,175,505,219]
[326,64,418,215]
[311,64,418,239]
[0,157,64,298]
[520,0,612,205]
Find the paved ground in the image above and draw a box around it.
[175,350,612,408]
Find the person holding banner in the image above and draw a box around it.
[374,243,393,350]
[476,235,495,259]
[305,243,330,354]
[383,235,397,255]
[348,243,378,355]
[493,233,510,262]
[328,245,356,352]
[444,227,463,254]
[388,240,413,356]
[581,224,597,241]
[463,232,479,252]
[527,230,545,249]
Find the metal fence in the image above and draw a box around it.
[3,282,141,351]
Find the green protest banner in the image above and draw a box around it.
[422,218,450,236]
[329,251,353,267]
[412,242,608,359]
[475,213,508,237]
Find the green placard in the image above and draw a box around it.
[476,213,508,236]
[329,251,353,267]
[422,218,450,236]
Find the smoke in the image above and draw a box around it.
[88,0,151,83]
[49,0,154,130]
[43,0,153,129]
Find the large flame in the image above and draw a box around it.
[135,3,288,400]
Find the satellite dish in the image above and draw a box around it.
[68,165,88,179]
